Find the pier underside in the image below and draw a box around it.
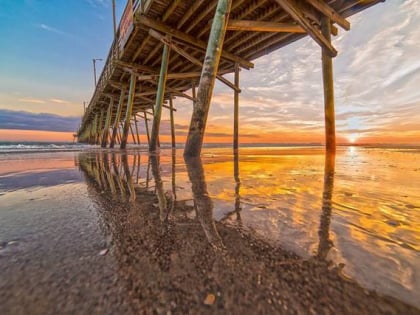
[77,0,383,156]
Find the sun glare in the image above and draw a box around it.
[348,134,358,144]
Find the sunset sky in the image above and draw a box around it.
[0,0,419,144]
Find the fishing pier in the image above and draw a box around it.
[77,0,383,156]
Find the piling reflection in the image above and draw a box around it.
[317,151,335,260]
[150,154,169,221]
[76,151,418,314]
[185,156,224,250]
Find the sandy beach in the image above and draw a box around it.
[0,147,419,314]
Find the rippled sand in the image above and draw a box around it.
[0,147,419,314]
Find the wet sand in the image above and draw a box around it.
[0,148,419,314]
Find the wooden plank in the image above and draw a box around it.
[135,15,254,69]
[305,0,350,31]
[227,20,305,33]
[273,0,337,57]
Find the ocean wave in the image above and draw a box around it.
[0,142,95,154]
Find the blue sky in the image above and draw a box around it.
[0,0,125,116]
[0,0,419,143]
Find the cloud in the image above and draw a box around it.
[49,98,70,104]
[86,0,109,8]
[0,109,80,132]
[18,98,46,104]
[38,23,67,36]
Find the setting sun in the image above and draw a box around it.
[348,134,358,144]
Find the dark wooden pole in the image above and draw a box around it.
[321,16,336,153]
[129,122,137,144]
[121,73,137,149]
[184,0,233,157]
[110,89,126,148]
[149,43,170,151]
[233,63,240,151]
[169,97,176,148]
[134,115,141,145]
[101,97,114,147]
[97,110,105,144]
[144,110,150,145]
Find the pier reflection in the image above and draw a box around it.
[317,151,335,260]
[76,150,417,314]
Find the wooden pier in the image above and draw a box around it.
[77,0,383,156]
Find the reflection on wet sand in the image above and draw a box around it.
[185,155,224,250]
[77,151,418,314]
[317,151,335,260]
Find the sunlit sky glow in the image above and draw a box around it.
[0,0,419,144]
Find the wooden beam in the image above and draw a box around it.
[149,29,240,92]
[114,60,158,74]
[184,0,233,157]
[137,69,231,81]
[273,0,337,57]
[227,20,305,33]
[305,0,350,31]
[165,86,195,102]
[135,15,254,69]
[177,0,206,29]
[162,0,182,22]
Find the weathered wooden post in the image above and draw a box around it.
[91,114,98,144]
[233,63,240,151]
[101,98,114,147]
[110,89,126,148]
[321,16,336,153]
[149,43,170,152]
[96,110,105,144]
[143,110,150,145]
[120,73,137,149]
[134,115,141,145]
[129,122,137,144]
[184,0,233,157]
[169,96,176,148]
